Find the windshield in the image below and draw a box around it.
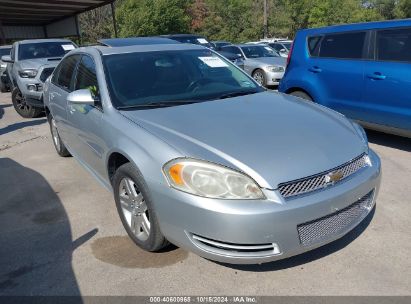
[0,48,11,57]
[103,49,262,108]
[240,45,280,58]
[18,42,76,60]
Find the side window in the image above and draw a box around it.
[319,32,366,59]
[222,46,236,54]
[56,55,80,91]
[75,55,101,107]
[376,27,411,63]
[308,36,322,56]
[271,44,282,51]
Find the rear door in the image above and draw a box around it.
[48,54,81,144]
[362,27,411,130]
[308,31,368,120]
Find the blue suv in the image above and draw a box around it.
[279,19,411,138]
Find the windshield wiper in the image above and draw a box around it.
[216,90,259,100]
[116,100,197,110]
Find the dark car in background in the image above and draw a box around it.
[161,34,214,49]
[212,40,232,51]
[279,19,411,138]
[0,45,12,92]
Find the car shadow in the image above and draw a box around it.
[0,158,96,296]
[216,206,375,272]
[366,129,411,152]
[0,118,47,136]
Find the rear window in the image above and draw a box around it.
[319,32,366,59]
[308,36,321,56]
[376,27,411,63]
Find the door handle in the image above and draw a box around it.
[367,72,386,80]
[309,66,322,73]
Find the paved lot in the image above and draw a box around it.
[0,91,410,296]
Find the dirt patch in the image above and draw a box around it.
[91,236,188,268]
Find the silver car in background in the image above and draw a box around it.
[0,45,12,92]
[43,43,381,264]
[1,39,76,118]
[221,44,286,87]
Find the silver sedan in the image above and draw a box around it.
[221,44,287,86]
[43,43,381,264]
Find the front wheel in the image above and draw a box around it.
[113,163,168,252]
[252,69,266,87]
[12,88,43,118]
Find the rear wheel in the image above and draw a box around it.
[113,163,168,252]
[290,90,313,102]
[48,115,71,157]
[252,69,266,87]
[12,87,43,118]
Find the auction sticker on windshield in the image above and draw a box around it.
[197,38,209,44]
[62,44,75,51]
[199,57,229,68]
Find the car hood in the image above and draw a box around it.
[120,92,367,189]
[19,58,61,70]
[247,57,286,67]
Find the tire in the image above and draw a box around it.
[252,69,266,86]
[290,90,313,102]
[113,163,168,252]
[48,115,71,157]
[12,87,43,118]
[0,80,7,93]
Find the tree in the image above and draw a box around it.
[395,0,411,17]
[116,0,191,37]
[78,4,114,44]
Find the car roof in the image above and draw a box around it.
[234,44,266,47]
[300,18,411,35]
[0,45,12,49]
[98,37,180,47]
[80,43,206,56]
[161,34,204,38]
[17,39,74,45]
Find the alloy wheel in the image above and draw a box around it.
[253,71,265,86]
[119,177,150,241]
[15,90,31,115]
[51,118,60,151]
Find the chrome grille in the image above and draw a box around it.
[40,67,55,82]
[278,154,368,199]
[297,190,374,246]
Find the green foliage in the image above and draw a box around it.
[79,0,410,44]
[116,0,191,37]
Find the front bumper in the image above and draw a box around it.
[15,65,55,107]
[150,149,381,264]
[264,70,285,86]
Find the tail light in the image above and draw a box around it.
[286,43,293,67]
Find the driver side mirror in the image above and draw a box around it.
[1,55,13,63]
[67,89,95,105]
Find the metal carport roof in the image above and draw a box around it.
[0,0,116,44]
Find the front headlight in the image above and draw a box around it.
[266,66,285,72]
[163,159,265,200]
[0,63,6,69]
[19,69,37,78]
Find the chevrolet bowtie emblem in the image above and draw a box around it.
[325,170,344,184]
